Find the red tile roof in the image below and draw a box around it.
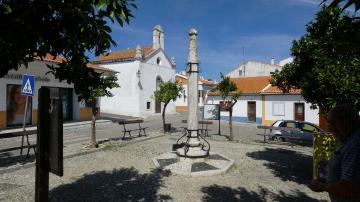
[199,78,216,85]
[209,76,271,95]
[231,76,271,93]
[34,53,117,73]
[261,85,301,94]
[95,46,154,62]
[86,63,118,73]
[209,76,301,96]
[34,53,66,63]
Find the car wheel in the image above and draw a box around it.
[280,137,286,142]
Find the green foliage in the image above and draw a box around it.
[86,74,120,104]
[313,132,337,178]
[213,73,241,103]
[154,81,183,105]
[271,6,360,113]
[322,0,360,12]
[0,0,136,101]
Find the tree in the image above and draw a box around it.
[212,73,241,141]
[154,81,183,133]
[322,0,360,12]
[271,6,360,113]
[85,74,119,148]
[0,0,136,101]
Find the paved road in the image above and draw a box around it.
[0,110,266,165]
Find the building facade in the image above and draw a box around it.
[0,55,113,129]
[94,25,176,117]
[207,76,320,126]
[226,60,283,78]
[175,72,215,111]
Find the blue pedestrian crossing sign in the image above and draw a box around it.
[21,74,35,96]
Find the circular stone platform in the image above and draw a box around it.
[153,151,235,177]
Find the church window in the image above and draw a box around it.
[156,57,162,65]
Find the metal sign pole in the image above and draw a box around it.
[20,96,29,155]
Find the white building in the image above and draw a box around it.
[226,60,283,78]
[279,57,293,66]
[175,72,215,111]
[207,76,320,126]
[94,25,176,117]
[0,54,114,129]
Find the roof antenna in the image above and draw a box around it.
[243,47,246,77]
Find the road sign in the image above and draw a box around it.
[21,74,35,96]
[203,104,220,120]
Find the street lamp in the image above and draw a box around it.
[136,69,141,78]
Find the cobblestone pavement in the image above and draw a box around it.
[0,130,328,202]
[0,111,322,201]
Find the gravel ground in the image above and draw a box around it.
[0,132,329,202]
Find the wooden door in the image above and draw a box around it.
[155,101,161,113]
[247,101,256,122]
[294,103,305,121]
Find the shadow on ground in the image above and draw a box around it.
[201,184,326,202]
[246,148,312,185]
[0,152,35,168]
[49,167,172,202]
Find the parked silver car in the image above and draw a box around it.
[270,120,324,142]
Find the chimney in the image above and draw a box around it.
[271,57,275,65]
[135,45,142,60]
[153,25,164,50]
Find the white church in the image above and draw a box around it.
[94,25,176,117]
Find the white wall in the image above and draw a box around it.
[207,94,262,123]
[140,55,176,116]
[264,94,319,125]
[99,61,141,116]
[227,61,282,78]
[99,50,176,117]
[175,84,188,107]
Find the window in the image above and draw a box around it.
[146,102,151,110]
[302,123,317,132]
[286,122,296,128]
[156,57,162,65]
[272,102,285,116]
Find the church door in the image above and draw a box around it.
[155,76,162,113]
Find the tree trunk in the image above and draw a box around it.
[229,109,234,141]
[90,100,98,148]
[228,100,237,141]
[162,102,168,133]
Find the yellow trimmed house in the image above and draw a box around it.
[175,72,215,111]
[207,76,320,126]
[0,54,117,129]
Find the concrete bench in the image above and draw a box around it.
[104,118,148,140]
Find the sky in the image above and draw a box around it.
[98,0,324,80]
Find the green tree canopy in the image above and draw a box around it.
[213,73,241,102]
[322,0,360,12]
[154,81,182,131]
[212,73,241,141]
[271,6,360,113]
[0,0,136,100]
